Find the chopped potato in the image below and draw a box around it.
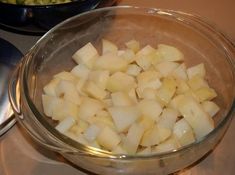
[42,39,218,155]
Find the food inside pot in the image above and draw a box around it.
[42,39,220,155]
[0,0,71,5]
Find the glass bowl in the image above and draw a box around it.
[8,6,235,175]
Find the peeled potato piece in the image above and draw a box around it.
[108,106,141,133]
[201,101,220,117]
[97,126,121,151]
[125,39,140,53]
[102,39,118,54]
[106,72,136,92]
[156,44,184,62]
[123,123,145,154]
[94,52,127,73]
[55,117,76,133]
[177,95,214,139]
[72,42,98,69]
[173,118,195,146]
[187,63,206,79]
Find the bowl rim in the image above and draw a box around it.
[20,5,235,159]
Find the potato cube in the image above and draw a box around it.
[177,95,214,139]
[72,42,98,68]
[108,106,141,132]
[55,80,82,105]
[126,64,142,76]
[140,125,160,146]
[138,116,155,131]
[175,79,190,95]
[153,136,181,153]
[111,92,134,106]
[137,71,162,84]
[52,100,79,121]
[102,39,118,54]
[83,81,108,100]
[184,89,200,102]
[89,113,115,130]
[42,95,63,117]
[136,52,156,70]
[141,88,157,100]
[106,72,136,92]
[137,81,161,98]
[42,95,78,120]
[43,78,60,96]
[157,125,172,143]
[54,71,78,82]
[97,126,121,151]
[155,61,179,77]
[136,71,162,98]
[78,98,104,121]
[125,39,140,53]
[128,88,138,103]
[138,99,163,121]
[156,77,177,105]
[71,64,90,80]
[194,87,217,102]
[70,119,89,134]
[157,44,184,62]
[75,78,87,96]
[119,49,136,63]
[123,123,145,154]
[94,52,127,73]
[187,75,209,90]
[55,117,76,133]
[187,63,206,79]
[83,124,101,142]
[168,95,184,115]
[158,108,178,130]
[151,50,164,65]
[173,118,195,146]
[171,63,188,80]
[89,70,110,90]
[135,45,156,70]
[201,101,220,117]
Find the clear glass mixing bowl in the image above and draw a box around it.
[9,6,235,175]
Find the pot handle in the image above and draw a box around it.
[8,63,22,116]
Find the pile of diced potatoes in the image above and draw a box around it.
[42,39,220,155]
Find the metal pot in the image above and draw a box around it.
[0,0,115,30]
